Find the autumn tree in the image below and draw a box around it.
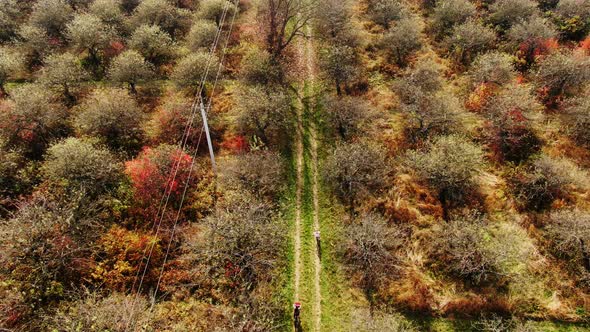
[487,0,538,31]
[147,93,205,147]
[171,52,220,92]
[129,24,174,65]
[552,0,590,41]
[431,0,477,39]
[445,20,496,66]
[509,155,588,211]
[432,215,493,283]
[394,60,461,143]
[196,192,285,297]
[399,90,464,143]
[91,225,163,291]
[404,135,484,216]
[89,0,125,31]
[66,13,115,78]
[125,144,207,222]
[37,52,89,105]
[0,84,69,158]
[547,209,590,281]
[534,51,590,106]
[17,24,53,66]
[236,85,292,146]
[221,151,286,201]
[186,19,218,51]
[239,46,282,85]
[469,51,516,87]
[258,0,316,58]
[481,84,542,162]
[0,138,24,201]
[324,95,374,141]
[41,138,122,196]
[507,17,558,70]
[0,0,22,42]
[74,88,145,152]
[45,293,152,331]
[196,0,238,27]
[431,214,533,284]
[367,0,407,29]
[130,0,191,36]
[316,0,357,43]
[563,97,590,147]
[342,213,404,305]
[320,44,361,95]
[322,142,388,216]
[381,18,423,67]
[28,0,73,37]
[108,50,155,94]
[395,59,444,101]
[0,47,23,95]
[0,196,107,316]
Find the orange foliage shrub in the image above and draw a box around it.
[376,175,444,224]
[579,36,590,55]
[220,134,249,154]
[91,225,163,292]
[385,270,435,313]
[515,38,559,71]
[465,83,496,113]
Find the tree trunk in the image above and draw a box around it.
[63,84,76,107]
[581,239,590,271]
[439,189,449,222]
[0,83,6,97]
[129,82,137,95]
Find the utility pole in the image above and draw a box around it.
[200,99,217,173]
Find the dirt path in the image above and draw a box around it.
[294,77,304,306]
[306,25,322,332]
[292,18,321,332]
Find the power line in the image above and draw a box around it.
[123,2,235,330]
[150,0,240,308]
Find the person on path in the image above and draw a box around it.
[314,230,321,259]
[293,302,302,329]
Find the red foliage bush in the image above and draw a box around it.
[125,144,196,220]
[103,40,125,59]
[515,38,559,71]
[126,145,193,204]
[220,135,249,154]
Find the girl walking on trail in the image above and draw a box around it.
[293,302,302,328]
[314,230,321,259]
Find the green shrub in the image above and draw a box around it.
[431,0,477,38]
[445,20,496,65]
[74,88,145,152]
[404,135,484,209]
[381,18,423,67]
